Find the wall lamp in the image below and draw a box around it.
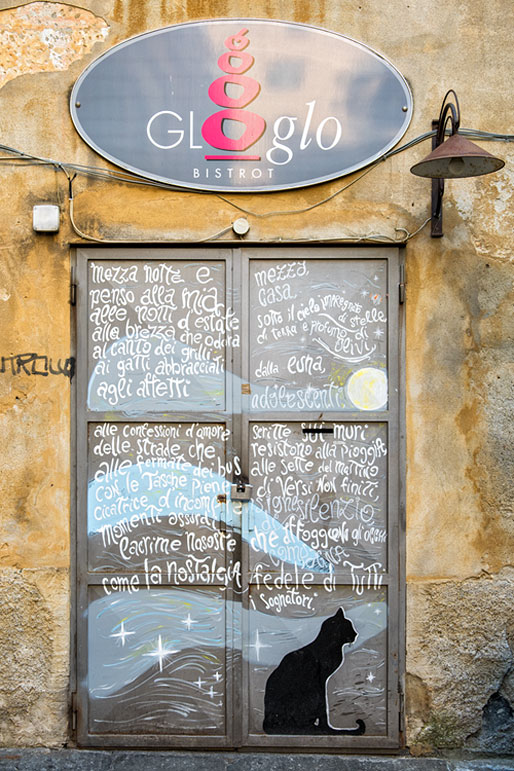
[410,90,505,237]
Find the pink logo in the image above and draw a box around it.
[202,29,266,160]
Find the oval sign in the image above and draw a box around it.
[71,19,413,192]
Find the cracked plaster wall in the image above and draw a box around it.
[0,2,109,89]
[0,0,512,754]
[406,573,514,754]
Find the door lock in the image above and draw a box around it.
[230,477,253,501]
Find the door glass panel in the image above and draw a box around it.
[247,587,388,737]
[87,586,227,735]
[87,422,229,573]
[248,259,388,412]
[87,259,229,413]
[248,421,388,579]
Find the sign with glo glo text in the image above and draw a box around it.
[71,19,413,192]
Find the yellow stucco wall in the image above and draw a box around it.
[0,0,512,753]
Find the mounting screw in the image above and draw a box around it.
[402,105,408,112]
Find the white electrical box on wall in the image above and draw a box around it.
[33,204,60,233]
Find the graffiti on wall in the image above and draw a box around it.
[1,352,75,378]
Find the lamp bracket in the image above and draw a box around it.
[431,119,444,237]
[436,89,461,144]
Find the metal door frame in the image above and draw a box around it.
[71,243,405,750]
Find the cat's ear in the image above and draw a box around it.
[336,608,344,618]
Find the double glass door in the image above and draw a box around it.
[75,246,403,749]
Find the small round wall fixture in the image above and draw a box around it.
[410,90,505,236]
[232,217,251,236]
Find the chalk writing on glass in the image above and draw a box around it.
[87,260,239,413]
[250,421,388,586]
[249,259,388,412]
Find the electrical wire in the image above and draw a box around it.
[272,217,432,244]
[0,142,202,193]
[459,128,514,142]
[69,188,232,243]
[65,170,234,243]
[1,125,511,197]
[215,161,381,218]
[1,126,511,243]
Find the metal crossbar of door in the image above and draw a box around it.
[73,245,405,750]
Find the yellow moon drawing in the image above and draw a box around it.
[347,367,388,410]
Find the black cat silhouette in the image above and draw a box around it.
[263,608,366,735]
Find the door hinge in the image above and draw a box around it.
[71,691,78,732]
[399,264,406,304]
[398,683,405,733]
[70,268,77,306]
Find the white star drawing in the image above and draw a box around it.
[366,672,376,683]
[360,288,369,297]
[249,629,271,662]
[110,620,135,647]
[182,613,197,631]
[213,670,222,682]
[143,635,178,672]
[374,327,385,339]
[374,608,382,615]
[194,677,205,689]
[208,686,216,699]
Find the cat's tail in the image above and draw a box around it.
[332,718,366,735]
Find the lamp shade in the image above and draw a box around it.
[410,133,505,178]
